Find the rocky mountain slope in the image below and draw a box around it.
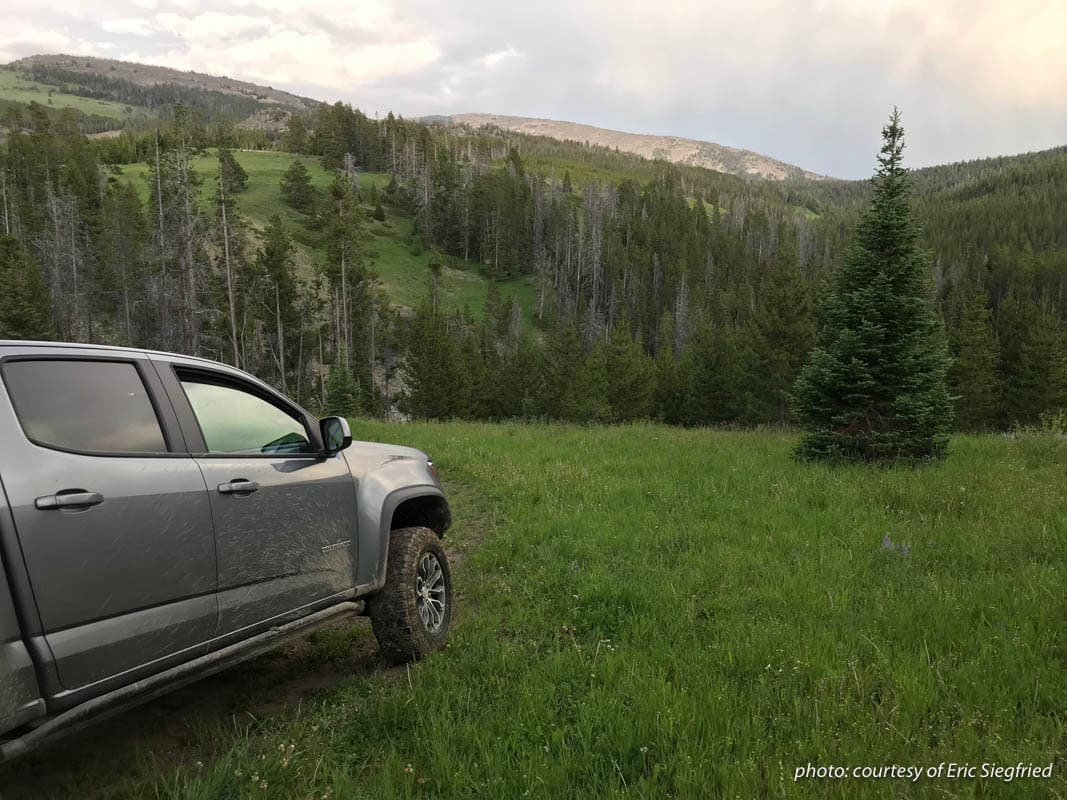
[449,113,826,181]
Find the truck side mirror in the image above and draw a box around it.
[320,416,352,455]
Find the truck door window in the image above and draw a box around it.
[2,359,167,454]
[179,379,314,455]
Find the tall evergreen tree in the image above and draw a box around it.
[562,342,611,423]
[680,321,747,426]
[748,236,817,423]
[792,110,952,461]
[949,285,1000,430]
[1001,298,1067,425]
[280,159,316,214]
[0,235,53,339]
[255,216,302,393]
[282,115,309,154]
[324,352,360,418]
[96,181,148,346]
[603,324,655,422]
[217,148,248,194]
[400,303,468,419]
[653,312,686,424]
[538,324,584,419]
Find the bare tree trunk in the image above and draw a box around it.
[153,136,169,349]
[674,272,689,355]
[219,167,240,368]
[180,150,200,355]
[44,183,66,338]
[0,171,9,236]
[67,197,81,339]
[340,241,351,367]
[318,329,326,407]
[463,165,470,262]
[154,137,165,250]
[368,301,376,408]
[275,282,286,394]
[295,304,305,405]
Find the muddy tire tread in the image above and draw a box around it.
[367,526,451,664]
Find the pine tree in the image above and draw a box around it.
[499,330,543,419]
[283,115,309,154]
[255,216,301,393]
[324,353,360,418]
[400,303,469,420]
[680,321,746,426]
[562,341,611,423]
[792,110,952,461]
[653,312,686,424]
[319,175,373,402]
[217,148,248,194]
[0,235,53,339]
[949,285,1000,430]
[97,181,148,346]
[1002,298,1067,425]
[995,291,1029,427]
[749,235,817,423]
[603,324,655,422]
[539,324,583,419]
[280,159,316,213]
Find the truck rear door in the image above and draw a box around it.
[0,348,217,698]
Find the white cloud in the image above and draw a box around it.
[155,11,271,40]
[101,17,158,36]
[479,45,521,70]
[138,3,440,93]
[566,0,1067,112]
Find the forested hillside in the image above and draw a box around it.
[1,65,1065,431]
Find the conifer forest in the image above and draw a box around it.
[2,92,1066,433]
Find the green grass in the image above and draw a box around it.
[0,69,134,120]
[47,425,1067,798]
[114,150,536,319]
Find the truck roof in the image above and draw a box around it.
[0,340,240,370]
[0,339,313,416]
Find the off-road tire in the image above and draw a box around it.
[367,526,452,663]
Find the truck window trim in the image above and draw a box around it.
[0,354,186,459]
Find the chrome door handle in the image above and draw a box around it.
[35,491,104,510]
[217,480,259,495]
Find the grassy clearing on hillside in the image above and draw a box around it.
[22,424,1065,799]
[0,69,133,119]
[115,150,536,318]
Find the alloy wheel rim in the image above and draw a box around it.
[415,552,447,633]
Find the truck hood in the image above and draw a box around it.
[348,441,429,464]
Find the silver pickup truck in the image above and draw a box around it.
[0,340,453,761]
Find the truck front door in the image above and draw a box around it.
[157,363,360,636]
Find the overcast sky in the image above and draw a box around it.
[2,0,1064,178]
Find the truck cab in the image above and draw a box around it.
[0,341,452,760]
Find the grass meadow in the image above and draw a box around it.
[0,69,133,119]
[20,423,1064,799]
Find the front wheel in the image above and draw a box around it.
[367,526,452,663]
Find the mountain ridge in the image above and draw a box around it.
[4,54,1062,187]
[6,53,320,112]
[447,113,828,181]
